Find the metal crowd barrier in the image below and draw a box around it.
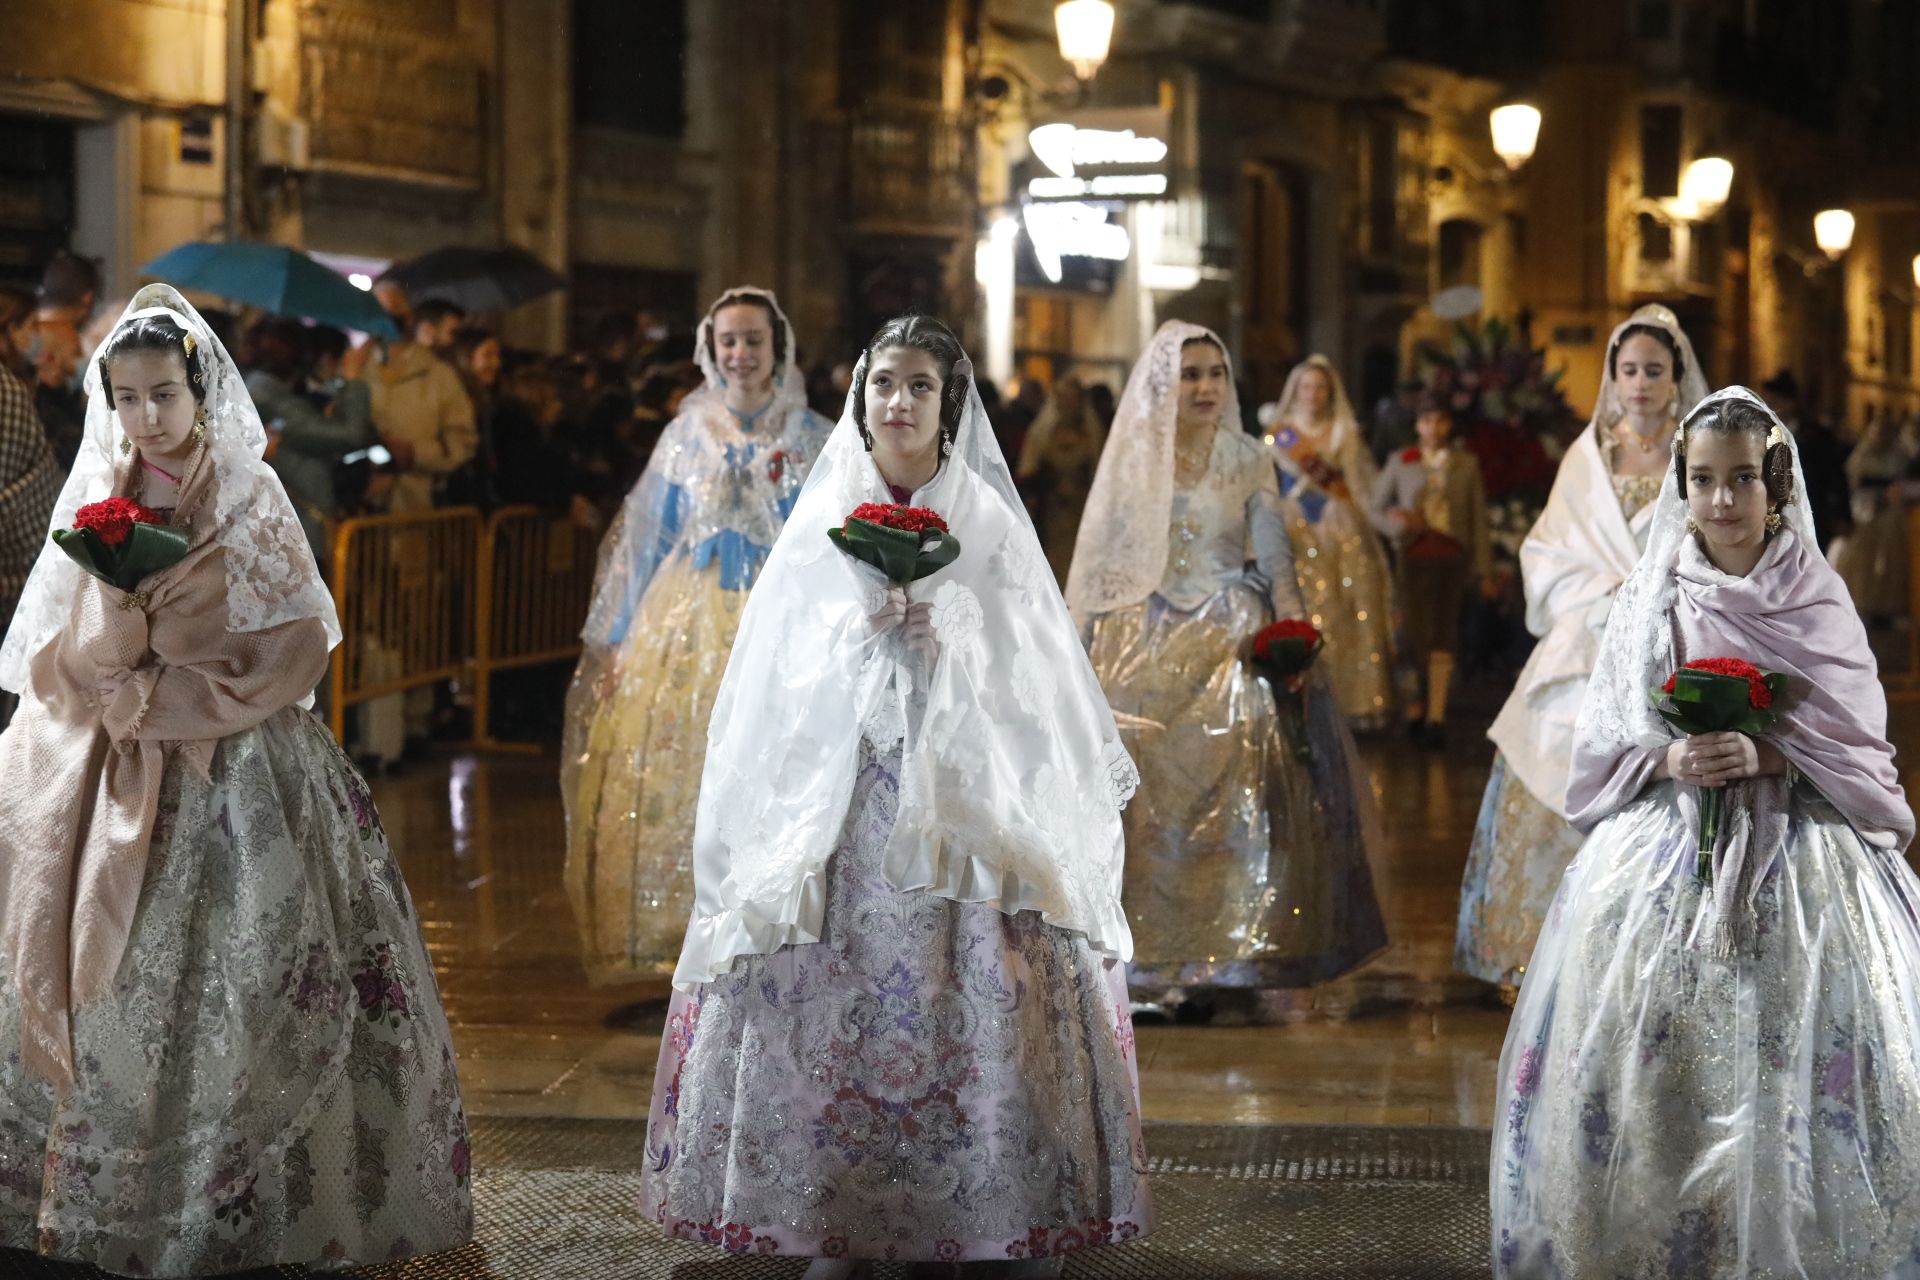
[328,507,482,743]
[325,505,596,746]
[471,504,600,749]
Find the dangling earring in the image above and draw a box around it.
[1765,508,1783,535]
[1684,514,1698,533]
[940,434,953,458]
[119,435,132,455]
[190,407,208,443]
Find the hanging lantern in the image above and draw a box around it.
[1489,103,1541,170]
[1678,156,1734,219]
[1814,209,1855,260]
[1055,1,1116,81]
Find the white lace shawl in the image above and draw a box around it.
[674,345,1139,990]
[1064,320,1244,618]
[1488,306,1709,813]
[0,285,340,694]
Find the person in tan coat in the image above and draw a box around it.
[364,292,477,513]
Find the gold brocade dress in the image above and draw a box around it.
[1084,429,1386,992]
[563,403,829,983]
[1453,437,1659,987]
[1267,418,1397,728]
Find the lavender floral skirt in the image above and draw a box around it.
[0,709,472,1277]
[1493,782,1920,1278]
[643,744,1153,1262]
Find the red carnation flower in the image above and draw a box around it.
[848,502,950,536]
[1662,657,1773,710]
[1400,446,1422,463]
[71,497,160,548]
[1252,618,1322,662]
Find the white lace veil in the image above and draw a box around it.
[1261,354,1362,452]
[1064,320,1242,618]
[0,285,340,693]
[578,286,823,649]
[1592,304,1711,432]
[1574,387,1817,794]
[675,328,1139,990]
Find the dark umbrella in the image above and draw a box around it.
[141,241,399,337]
[379,246,567,313]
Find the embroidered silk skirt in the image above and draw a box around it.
[1453,754,1586,987]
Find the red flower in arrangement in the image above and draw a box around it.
[1662,657,1774,710]
[1252,618,1323,664]
[1651,655,1788,881]
[71,497,159,548]
[830,502,962,586]
[848,502,950,535]
[1400,446,1422,463]
[1250,619,1326,761]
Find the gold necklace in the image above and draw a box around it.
[1616,416,1674,455]
[1174,426,1213,477]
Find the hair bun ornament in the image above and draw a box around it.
[182,332,196,358]
[952,356,974,378]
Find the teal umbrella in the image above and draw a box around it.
[141,241,399,338]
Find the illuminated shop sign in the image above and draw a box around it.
[1024,110,1171,204]
[1023,201,1129,284]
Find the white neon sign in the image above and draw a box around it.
[1029,173,1169,199]
[1023,202,1131,283]
[1028,123,1169,179]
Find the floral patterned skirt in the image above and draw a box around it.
[1493,783,1920,1278]
[0,708,472,1277]
[564,554,746,983]
[1088,586,1387,992]
[1453,754,1586,987]
[642,744,1152,1262]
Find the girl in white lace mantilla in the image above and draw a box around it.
[642,316,1150,1273]
[1457,305,1708,991]
[562,287,832,984]
[0,287,470,1274]
[1067,322,1386,1012]
[1492,388,1920,1277]
[1259,355,1397,727]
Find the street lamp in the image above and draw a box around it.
[1814,209,1855,260]
[1055,1,1115,81]
[1678,156,1734,220]
[1489,103,1541,171]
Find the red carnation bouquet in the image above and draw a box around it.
[1650,656,1787,880]
[828,502,961,586]
[53,497,190,597]
[1251,619,1325,760]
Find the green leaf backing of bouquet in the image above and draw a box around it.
[828,517,961,586]
[52,522,191,593]
[1648,667,1783,738]
[1254,635,1325,678]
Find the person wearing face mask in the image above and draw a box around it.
[1490,388,1920,1276]
[0,285,63,730]
[1455,307,1707,998]
[563,288,832,986]
[643,314,1150,1278]
[1068,321,1386,1022]
[1260,355,1397,729]
[0,286,472,1274]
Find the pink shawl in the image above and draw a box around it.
[0,449,328,1092]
